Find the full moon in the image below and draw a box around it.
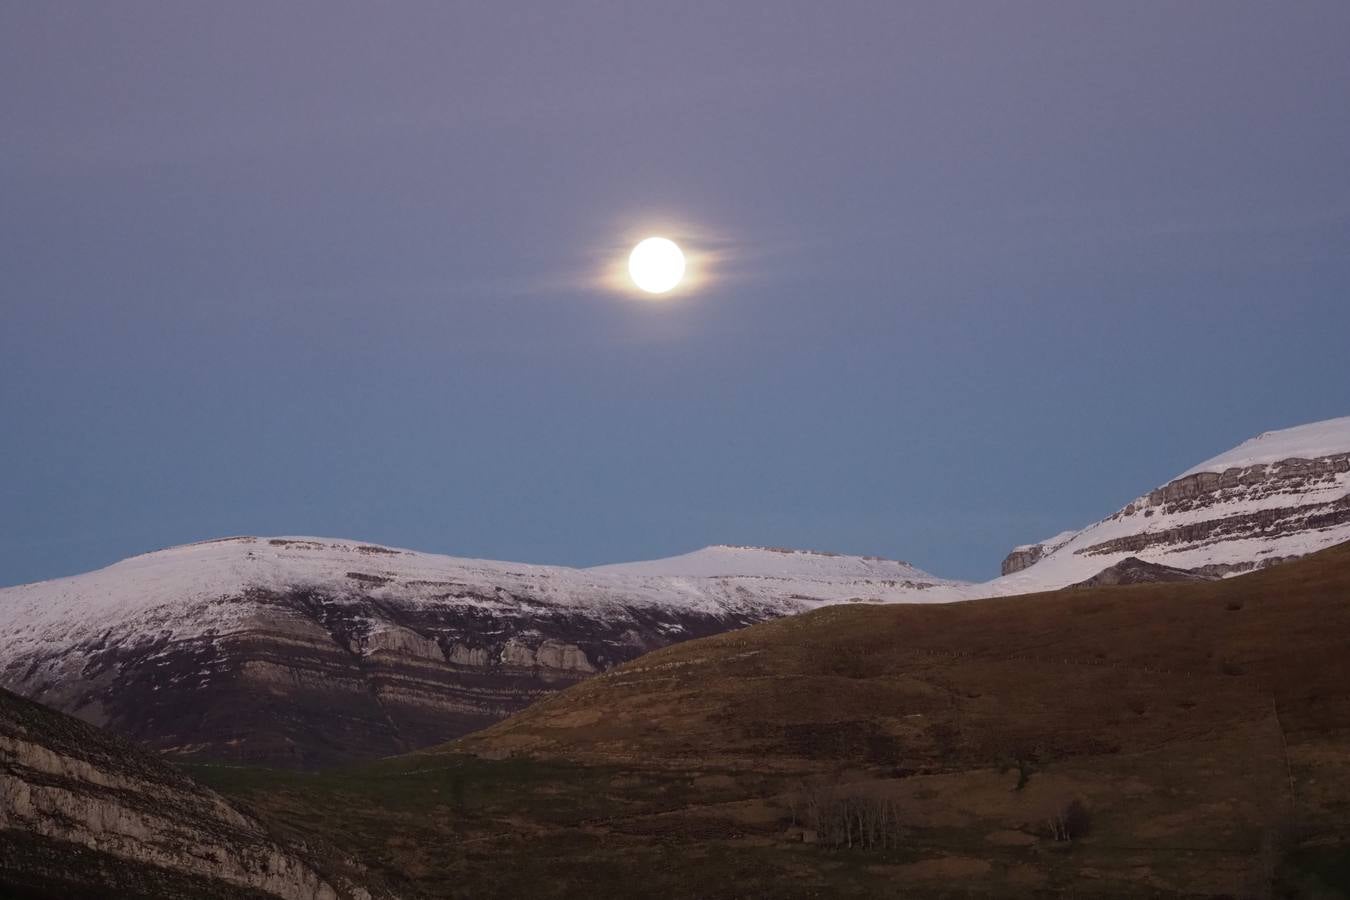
[628,237,686,294]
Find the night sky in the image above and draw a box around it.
[3,2,1349,586]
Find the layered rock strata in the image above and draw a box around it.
[0,687,366,899]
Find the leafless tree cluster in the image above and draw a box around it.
[791,784,904,850]
[1046,798,1092,842]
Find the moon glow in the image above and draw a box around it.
[628,237,686,294]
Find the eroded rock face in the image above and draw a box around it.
[0,688,367,899]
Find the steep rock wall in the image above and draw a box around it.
[0,688,368,898]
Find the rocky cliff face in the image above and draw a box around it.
[1079,453,1350,565]
[0,538,961,769]
[999,530,1077,576]
[999,545,1043,576]
[0,687,369,899]
[991,417,1350,593]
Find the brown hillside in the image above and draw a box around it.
[461,542,1350,773]
[200,544,1350,898]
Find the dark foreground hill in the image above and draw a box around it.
[0,687,376,899]
[189,542,1350,899]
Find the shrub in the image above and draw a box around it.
[997,748,1040,791]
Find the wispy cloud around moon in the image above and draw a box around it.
[593,219,742,300]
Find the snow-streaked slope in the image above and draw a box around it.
[980,415,1350,597]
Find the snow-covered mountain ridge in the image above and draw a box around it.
[0,537,960,654]
[988,416,1350,593]
[0,537,964,768]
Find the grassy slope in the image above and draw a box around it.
[193,543,1350,899]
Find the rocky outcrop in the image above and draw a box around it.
[998,530,1078,577]
[1069,557,1218,589]
[0,687,371,899]
[1000,545,1044,576]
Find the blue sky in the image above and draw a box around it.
[3,2,1349,586]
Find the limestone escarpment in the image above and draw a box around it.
[0,687,369,899]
